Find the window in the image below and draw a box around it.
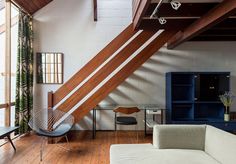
[0,0,19,127]
[37,53,64,84]
[0,0,6,126]
[10,4,18,126]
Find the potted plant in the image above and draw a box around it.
[219,91,235,121]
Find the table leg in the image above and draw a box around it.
[144,109,147,136]
[7,135,16,151]
[92,108,96,139]
[161,109,164,124]
[95,109,96,136]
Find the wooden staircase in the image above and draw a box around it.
[48,23,177,123]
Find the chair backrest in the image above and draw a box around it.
[28,108,74,132]
[113,107,140,114]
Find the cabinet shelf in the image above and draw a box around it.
[194,118,223,121]
[166,72,230,131]
[195,101,222,104]
[173,118,194,121]
[172,101,193,104]
[173,84,193,87]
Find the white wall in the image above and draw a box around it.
[33,0,236,130]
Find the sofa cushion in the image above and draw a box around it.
[110,144,220,164]
[205,125,236,164]
[153,125,206,150]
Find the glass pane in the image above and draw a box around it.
[46,53,51,63]
[37,53,63,84]
[58,64,62,73]
[10,106,15,126]
[57,53,62,63]
[0,1,5,104]
[11,5,18,102]
[46,64,51,73]
[0,109,5,126]
[50,63,54,74]
[42,53,45,63]
[0,2,5,25]
[58,74,62,84]
[50,53,54,64]
[54,73,58,83]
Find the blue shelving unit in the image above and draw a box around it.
[166,72,236,131]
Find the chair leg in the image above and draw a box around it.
[135,125,139,142]
[40,137,45,161]
[115,126,118,143]
[65,135,69,143]
[55,135,71,152]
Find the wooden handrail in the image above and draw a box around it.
[56,30,157,113]
[0,102,15,109]
[52,23,138,107]
[72,30,177,122]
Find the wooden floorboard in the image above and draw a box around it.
[0,131,152,164]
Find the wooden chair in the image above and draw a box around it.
[113,107,140,140]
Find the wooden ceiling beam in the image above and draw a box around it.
[167,0,236,49]
[93,0,97,21]
[13,0,53,14]
[145,3,219,17]
[133,0,151,30]
[200,29,236,36]
[190,36,236,41]
[139,18,196,30]
[213,18,236,30]
[14,0,35,14]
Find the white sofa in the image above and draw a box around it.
[110,125,236,164]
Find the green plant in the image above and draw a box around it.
[219,91,235,114]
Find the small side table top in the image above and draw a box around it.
[0,127,19,138]
[0,126,19,151]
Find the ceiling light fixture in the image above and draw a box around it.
[158,17,167,25]
[170,0,181,10]
[150,0,181,24]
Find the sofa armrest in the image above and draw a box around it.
[153,125,206,150]
[205,125,236,164]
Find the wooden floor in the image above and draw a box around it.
[0,131,152,164]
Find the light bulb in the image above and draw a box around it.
[170,0,181,10]
[158,17,167,25]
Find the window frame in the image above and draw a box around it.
[0,0,18,126]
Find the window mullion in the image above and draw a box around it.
[4,0,11,127]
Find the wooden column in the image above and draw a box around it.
[5,0,11,127]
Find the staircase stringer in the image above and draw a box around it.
[51,23,138,107]
[71,29,178,122]
[56,30,157,113]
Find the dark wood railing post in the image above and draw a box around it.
[48,91,54,110]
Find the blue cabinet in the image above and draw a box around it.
[166,72,236,131]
